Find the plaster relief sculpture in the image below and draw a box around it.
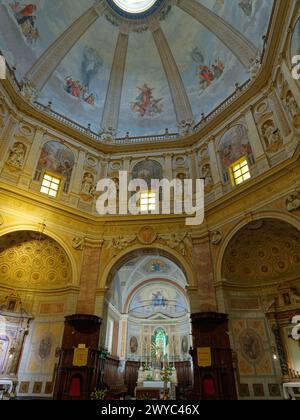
[72,237,84,251]
[7,142,26,169]
[261,120,283,153]
[286,91,300,128]
[211,231,222,245]
[80,172,96,202]
[201,164,213,191]
[286,192,300,212]
[159,232,192,256]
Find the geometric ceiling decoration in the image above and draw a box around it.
[222,220,300,285]
[0,0,274,139]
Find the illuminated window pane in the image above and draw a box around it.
[140,191,157,212]
[230,159,251,187]
[40,173,61,198]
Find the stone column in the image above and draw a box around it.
[177,0,257,68]
[17,127,45,188]
[24,1,106,92]
[118,315,128,361]
[191,236,217,313]
[76,238,103,315]
[189,151,198,179]
[0,116,18,173]
[150,21,194,132]
[70,149,86,195]
[101,28,129,138]
[164,153,173,180]
[207,139,223,198]
[244,109,270,172]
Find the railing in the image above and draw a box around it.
[0,41,266,146]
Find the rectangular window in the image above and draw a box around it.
[140,191,156,212]
[40,173,60,198]
[230,158,251,186]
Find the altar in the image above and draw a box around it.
[135,367,178,400]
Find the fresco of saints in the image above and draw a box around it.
[131,84,163,118]
[10,2,39,43]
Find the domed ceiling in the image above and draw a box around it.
[0,0,274,138]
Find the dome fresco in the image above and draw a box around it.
[0,0,274,138]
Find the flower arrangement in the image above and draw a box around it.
[90,388,108,400]
[161,366,172,383]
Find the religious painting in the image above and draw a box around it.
[132,160,163,187]
[219,125,253,169]
[131,84,163,118]
[36,141,75,183]
[152,291,167,308]
[63,46,102,106]
[38,333,52,360]
[291,18,300,58]
[238,0,253,17]
[129,283,187,318]
[27,323,62,374]
[143,259,169,274]
[181,336,188,354]
[130,336,138,354]
[239,329,263,363]
[191,47,225,92]
[9,2,39,43]
[151,328,168,363]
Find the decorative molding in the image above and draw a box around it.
[72,237,84,251]
[210,231,222,246]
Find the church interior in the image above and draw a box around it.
[0,0,300,401]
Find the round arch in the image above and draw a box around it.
[98,243,197,289]
[215,210,300,284]
[0,224,79,286]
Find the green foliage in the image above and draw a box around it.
[90,388,108,400]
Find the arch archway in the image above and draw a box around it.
[0,229,77,398]
[100,249,193,397]
[98,244,197,290]
[218,217,300,399]
[0,225,78,286]
[215,211,300,284]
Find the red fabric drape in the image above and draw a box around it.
[69,377,81,398]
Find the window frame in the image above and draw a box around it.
[40,172,61,198]
[229,157,251,187]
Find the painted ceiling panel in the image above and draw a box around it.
[38,16,119,132]
[197,0,274,48]
[0,0,95,77]
[0,0,274,137]
[161,6,246,122]
[119,29,178,137]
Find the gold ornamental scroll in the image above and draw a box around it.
[197,347,212,367]
[73,345,89,367]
